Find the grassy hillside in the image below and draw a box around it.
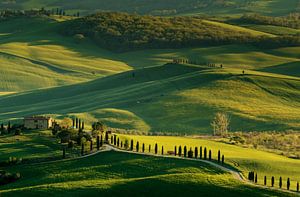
[0,17,131,92]
[1,63,300,133]
[0,151,294,196]
[119,134,300,190]
[0,0,299,16]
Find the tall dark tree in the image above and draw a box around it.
[117,138,120,147]
[178,146,182,156]
[255,173,258,183]
[209,150,212,160]
[221,155,224,165]
[136,141,139,152]
[111,136,113,144]
[149,145,151,153]
[100,135,103,147]
[72,118,75,128]
[188,148,193,158]
[200,146,202,159]
[161,146,164,155]
[264,176,267,185]
[271,176,275,187]
[114,135,117,145]
[90,140,93,151]
[81,143,84,156]
[121,141,123,148]
[287,178,290,190]
[297,182,299,192]
[105,132,108,143]
[75,118,78,129]
[78,119,81,130]
[194,147,198,158]
[279,177,282,188]
[184,146,187,157]
[130,140,134,151]
[204,147,207,160]
[218,150,221,163]
[81,122,85,130]
[0,123,4,131]
[155,143,158,154]
[97,135,100,150]
[142,143,145,152]
[174,146,177,156]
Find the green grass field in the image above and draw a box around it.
[118,134,300,191]
[0,151,294,196]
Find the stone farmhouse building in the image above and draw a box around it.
[24,116,53,130]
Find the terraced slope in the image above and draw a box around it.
[0,151,294,196]
[1,63,300,133]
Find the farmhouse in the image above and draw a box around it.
[24,116,53,130]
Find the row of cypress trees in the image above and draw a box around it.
[72,118,85,130]
[248,172,299,191]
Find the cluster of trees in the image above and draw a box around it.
[239,13,300,29]
[61,12,300,52]
[249,172,299,191]
[0,8,79,20]
[211,112,230,136]
[172,58,224,68]
[0,170,21,186]
[0,122,23,136]
[61,12,259,52]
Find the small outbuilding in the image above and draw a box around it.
[24,116,53,130]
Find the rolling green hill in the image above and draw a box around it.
[1,63,300,133]
[0,151,294,196]
[0,0,299,16]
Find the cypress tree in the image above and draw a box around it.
[78,119,81,129]
[149,145,151,153]
[174,146,177,156]
[105,132,108,143]
[222,155,224,165]
[90,140,93,151]
[1,123,3,131]
[209,150,212,160]
[178,146,182,156]
[271,176,275,187]
[117,138,120,147]
[204,147,207,160]
[81,143,84,156]
[75,118,78,128]
[142,143,145,152]
[155,143,158,154]
[279,177,282,188]
[188,148,193,158]
[136,141,139,152]
[287,178,290,190]
[7,121,11,133]
[255,173,258,183]
[297,182,299,192]
[194,147,198,158]
[114,135,117,145]
[264,176,267,185]
[111,136,113,144]
[200,146,202,159]
[72,118,75,128]
[100,135,103,147]
[121,141,123,148]
[82,122,85,130]
[162,146,164,155]
[97,135,100,150]
[218,150,221,163]
[130,140,134,151]
[184,146,187,157]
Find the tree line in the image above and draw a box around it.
[60,12,300,52]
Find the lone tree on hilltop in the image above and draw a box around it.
[211,112,230,136]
